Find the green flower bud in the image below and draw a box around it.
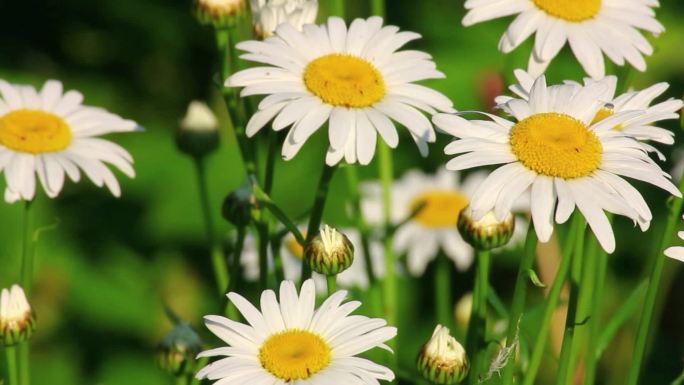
[304,225,354,276]
[417,325,469,385]
[176,101,220,158]
[157,322,203,376]
[0,285,36,346]
[194,0,247,28]
[222,183,257,227]
[457,207,515,251]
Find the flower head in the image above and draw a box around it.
[417,325,469,384]
[304,225,354,275]
[0,285,35,346]
[196,279,396,384]
[250,0,318,38]
[195,0,247,27]
[0,79,137,202]
[497,70,683,160]
[435,75,681,253]
[457,207,516,250]
[362,168,527,275]
[462,0,664,78]
[176,101,220,157]
[227,17,454,165]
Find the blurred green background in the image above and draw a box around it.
[0,0,683,384]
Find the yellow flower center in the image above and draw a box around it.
[532,0,601,22]
[303,54,385,108]
[410,191,469,228]
[510,113,602,179]
[259,330,331,381]
[0,109,72,154]
[286,232,306,260]
[591,107,623,131]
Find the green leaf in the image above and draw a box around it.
[528,269,547,288]
[596,280,648,358]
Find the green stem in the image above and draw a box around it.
[378,143,396,345]
[225,226,246,319]
[263,131,278,195]
[344,166,376,286]
[467,250,491,384]
[501,222,537,385]
[626,176,684,385]
[271,235,285,284]
[330,0,345,19]
[5,346,19,385]
[555,218,586,385]
[326,275,337,296]
[174,374,188,385]
[301,164,337,281]
[435,253,452,326]
[194,157,230,295]
[522,214,583,385]
[370,0,385,17]
[20,200,34,294]
[256,223,270,288]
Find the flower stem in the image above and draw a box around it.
[345,166,376,286]
[330,0,345,19]
[194,157,230,295]
[370,0,385,17]
[263,131,279,195]
[256,222,271,288]
[5,346,19,385]
[583,239,608,385]
[302,164,337,281]
[225,225,246,319]
[271,235,285,284]
[522,213,583,385]
[467,250,491,383]
[20,200,34,294]
[501,222,537,384]
[326,275,337,296]
[378,143,396,339]
[435,253,452,326]
[555,217,586,385]
[626,176,684,385]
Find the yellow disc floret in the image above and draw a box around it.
[303,54,385,108]
[0,110,72,154]
[510,113,602,179]
[410,191,469,228]
[532,0,601,22]
[591,106,624,131]
[259,330,331,381]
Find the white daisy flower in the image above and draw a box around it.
[242,227,384,290]
[462,0,664,79]
[664,215,684,263]
[0,79,137,203]
[196,279,397,384]
[497,69,683,160]
[362,168,528,275]
[226,16,454,166]
[435,75,682,253]
[250,0,318,38]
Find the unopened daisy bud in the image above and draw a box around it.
[453,292,472,331]
[194,0,247,27]
[157,322,203,376]
[222,183,257,227]
[250,0,318,39]
[176,101,220,158]
[417,325,468,385]
[0,285,36,346]
[457,207,515,251]
[304,225,354,275]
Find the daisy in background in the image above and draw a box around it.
[242,227,385,289]
[227,16,454,166]
[250,0,318,38]
[196,279,396,384]
[362,168,528,275]
[0,79,138,203]
[434,75,681,253]
[664,215,684,263]
[462,0,664,79]
[497,69,683,160]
